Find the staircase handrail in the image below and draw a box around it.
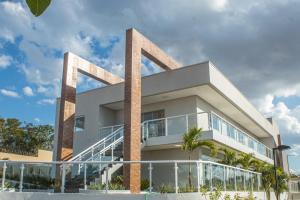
[69,126,124,161]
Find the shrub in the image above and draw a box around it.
[158,184,173,193]
[141,179,150,191]
[179,184,197,193]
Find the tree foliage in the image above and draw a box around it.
[236,152,257,170]
[273,167,289,200]
[0,117,54,155]
[218,148,238,166]
[182,127,216,189]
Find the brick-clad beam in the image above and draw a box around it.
[56,52,123,162]
[124,28,180,193]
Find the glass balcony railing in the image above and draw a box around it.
[0,160,262,193]
[141,112,211,139]
[210,113,273,160]
[139,112,273,160]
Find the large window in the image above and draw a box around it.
[75,116,85,132]
[238,131,245,145]
[211,114,272,160]
[227,124,235,139]
[212,115,221,131]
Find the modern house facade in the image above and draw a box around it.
[54,60,279,164]
[49,29,288,196]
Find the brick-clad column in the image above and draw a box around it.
[55,53,77,191]
[124,28,142,193]
[56,52,77,162]
[56,53,124,163]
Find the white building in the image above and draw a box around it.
[53,61,287,171]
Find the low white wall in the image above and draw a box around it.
[0,192,269,200]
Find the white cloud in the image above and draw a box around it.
[288,144,300,158]
[256,94,300,135]
[34,118,40,123]
[37,99,56,105]
[0,89,20,98]
[23,86,34,96]
[0,55,12,69]
[210,0,228,11]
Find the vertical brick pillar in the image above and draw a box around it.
[56,52,77,162]
[124,28,142,193]
[55,53,77,190]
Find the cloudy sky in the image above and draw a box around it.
[0,0,300,172]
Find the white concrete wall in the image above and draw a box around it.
[209,62,279,143]
[73,96,198,156]
[115,96,198,124]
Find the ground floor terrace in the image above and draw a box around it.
[0,160,297,200]
[0,160,261,193]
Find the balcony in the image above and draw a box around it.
[99,112,273,161]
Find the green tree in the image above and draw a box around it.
[218,148,238,166]
[273,168,289,200]
[182,127,216,189]
[2,118,22,149]
[236,153,256,170]
[0,117,54,155]
[250,159,265,172]
[261,164,274,200]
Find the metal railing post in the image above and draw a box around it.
[111,145,114,161]
[105,167,109,193]
[251,173,253,192]
[197,162,200,193]
[223,166,226,191]
[243,172,246,191]
[210,163,213,191]
[61,163,66,193]
[208,113,212,130]
[258,174,260,191]
[234,169,237,191]
[91,147,94,161]
[19,163,24,192]
[84,163,87,190]
[1,162,7,191]
[149,163,153,193]
[147,122,149,138]
[165,118,168,136]
[142,123,145,141]
[185,115,189,133]
[174,162,178,193]
[99,154,102,174]
[78,155,82,174]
